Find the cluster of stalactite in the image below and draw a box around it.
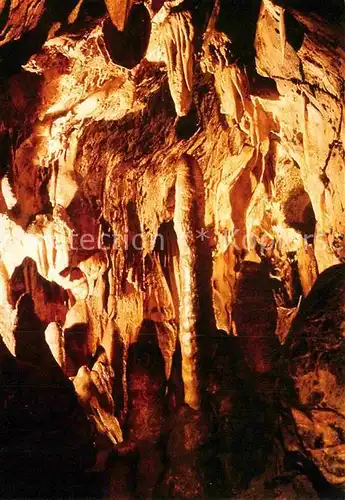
[0,0,344,497]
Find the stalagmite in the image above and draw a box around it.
[45,322,66,370]
[0,259,10,307]
[73,354,123,446]
[13,293,47,367]
[275,303,300,344]
[173,155,203,410]
[161,8,194,116]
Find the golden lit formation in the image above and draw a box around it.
[0,0,344,497]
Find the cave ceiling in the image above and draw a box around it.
[0,0,344,498]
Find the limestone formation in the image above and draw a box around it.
[232,260,280,374]
[45,322,66,370]
[104,0,134,31]
[79,251,108,296]
[73,349,123,447]
[262,0,286,63]
[283,264,345,488]
[126,322,166,446]
[0,0,343,497]
[174,155,204,410]
[160,7,195,116]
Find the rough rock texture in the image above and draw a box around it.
[283,264,345,490]
[73,347,123,449]
[0,0,344,497]
[0,296,96,498]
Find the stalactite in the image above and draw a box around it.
[1,175,17,210]
[0,0,343,495]
[64,303,89,376]
[107,265,116,319]
[153,222,181,325]
[104,0,135,31]
[92,273,107,313]
[161,9,194,117]
[155,321,178,379]
[79,251,108,297]
[302,90,310,172]
[296,241,318,295]
[200,5,251,125]
[173,155,202,410]
[263,0,286,63]
[212,64,251,123]
[144,253,175,322]
[68,0,84,24]
[280,8,286,63]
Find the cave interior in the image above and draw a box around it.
[0,0,345,498]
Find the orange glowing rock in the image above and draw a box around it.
[104,0,134,32]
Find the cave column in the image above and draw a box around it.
[174,155,202,410]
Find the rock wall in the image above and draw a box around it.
[0,0,344,497]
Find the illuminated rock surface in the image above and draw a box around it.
[0,0,344,497]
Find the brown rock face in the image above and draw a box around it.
[126,322,166,443]
[284,264,345,488]
[103,4,151,68]
[0,0,47,47]
[0,298,96,498]
[104,0,134,31]
[0,0,344,497]
[233,260,280,374]
[156,405,212,498]
[73,347,123,449]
